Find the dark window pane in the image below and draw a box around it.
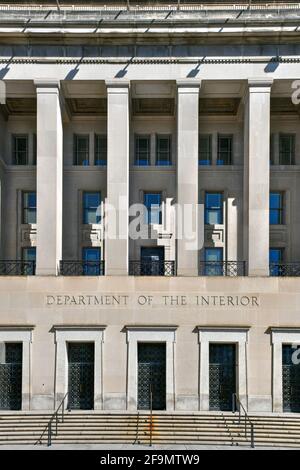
[156,135,171,166]
[199,135,212,166]
[13,135,28,165]
[135,136,150,166]
[74,135,89,166]
[217,135,232,165]
[279,134,295,165]
[95,135,107,166]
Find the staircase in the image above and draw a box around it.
[0,412,300,447]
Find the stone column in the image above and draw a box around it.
[244,79,273,276]
[35,80,63,275]
[105,81,129,275]
[176,80,201,276]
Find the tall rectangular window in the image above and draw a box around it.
[135,135,150,166]
[279,134,295,165]
[144,192,162,225]
[156,135,171,166]
[22,247,36,275]
[22,247,36,262]
[95,135,107,166]
[199,135,212,166]
[74,134,89,166]
[33,134,37,166]
[270,192,284,225]
[205,192,223,225]
[83,192,101,224]
[23,192,36,224]
[217,135,233,165]
[270,134,275,166]
[13,135,28,165]
[270,248,284,276]
[82,247,101,275]
[204,247,223,276]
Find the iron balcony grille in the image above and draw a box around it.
[0,260,35,276]
[270,262,300,277]
[60,260,105,276]
[199,261,246,276]
[129,260,176,276]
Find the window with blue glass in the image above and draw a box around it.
[270,248,284,276]
[217,135,232,165]
[95,135,107,166]
[144,192,162,225]
[156,135,171,166]
[23,192,36,224]
[82,248,101,275]
[279,134,295,165]
[22,247,36,275]
[83,192,101,224]
[135,135,150,166]
[204,248,223,276]
[270,192,284,225]
[199,135,212,166]
[74,135,89,166]
[13,135,28,165]
[22,247,36,262]
[205,192,223,225]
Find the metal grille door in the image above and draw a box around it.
[67,343,94,410]
[282,345,300,412]
[209,344,236,411]
[0,343,22,410]
[138,343,166,410]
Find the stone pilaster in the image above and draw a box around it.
[35,80,63,275]
[176,80,201,276]
[244,79,273,276]
[105,81,130,275]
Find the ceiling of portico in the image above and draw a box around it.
[1,79,299,118]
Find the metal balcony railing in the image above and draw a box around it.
[129,260,176,276]
[199,261,246,276]
[270,262,300,277]
[0,260,36,276]
[60,260,105,276]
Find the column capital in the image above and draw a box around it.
[105,80,130,91]
[248,78,273,90]
[34,79,60,90]
[176,79,201,92]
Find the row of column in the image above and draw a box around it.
[34,78,272,277]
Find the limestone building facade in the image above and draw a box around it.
[0,0,300,414]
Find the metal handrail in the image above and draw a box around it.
[35,392,69,446]
[0,260,36,276]
[149,384,153,447]
[232,393,255,448]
